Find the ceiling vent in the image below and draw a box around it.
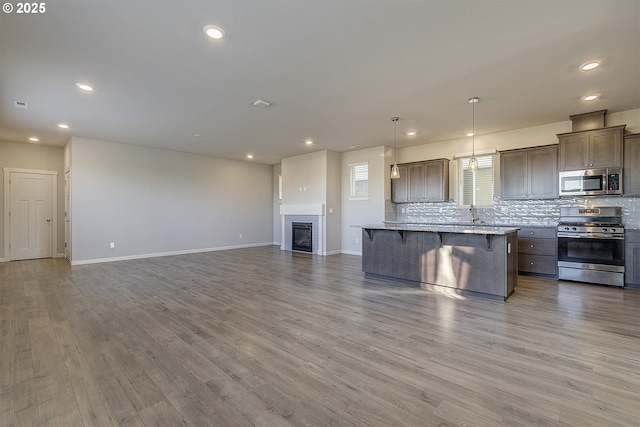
[14,100,28,110]
[252,99,271,108]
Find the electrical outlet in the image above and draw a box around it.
[355,238,359,244]
[110,242,115,249]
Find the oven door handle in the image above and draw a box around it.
[558,232,624,239]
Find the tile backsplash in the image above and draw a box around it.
[391,197,640,229]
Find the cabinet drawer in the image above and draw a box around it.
[519,254,557,276]
[518,227,556,239]
[518,238,557,255]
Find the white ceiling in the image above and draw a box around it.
[1,0,639,165]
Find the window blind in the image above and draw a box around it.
[459,155,494,206]
[350,162,369,198]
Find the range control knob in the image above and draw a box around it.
[572,227,577,231]
[602,228,608,232]
[609,228,616,233]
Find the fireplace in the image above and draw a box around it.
[292,222,313,252]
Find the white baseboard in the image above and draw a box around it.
[340,250,362,256]
[324,249,343,256]
[70,242,274,266]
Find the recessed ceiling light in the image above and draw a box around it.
[194,133,203,137]
[57,123,70,129]
[246,154,254,159]
[583,94,599,101]
[305,140,313,145]
[76,83,94,91]
[29,137,39,142]
[203,25,224,39]
[466,132,474,137]
[580,62,600,71]
[407,131,417,136]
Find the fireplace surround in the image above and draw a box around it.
[280,204,325,255]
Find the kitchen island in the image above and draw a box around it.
[361,224,520,301]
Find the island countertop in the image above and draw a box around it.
[359,223,520,235]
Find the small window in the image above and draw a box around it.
[349,162,369,200]
[458,154,494,206]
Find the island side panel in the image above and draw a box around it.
[506,232,518,296]
[422,233,508,297]
[362,227,518,300]
[362,229,422,282]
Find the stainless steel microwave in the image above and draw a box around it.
[559,168,622,197]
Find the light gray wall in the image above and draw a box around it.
[340,146,390,255]
[272,163,282,245]
[0,140,66,260]
[399,109,640,165]
[393,108,640,227]
[326,150,342,254]
[281,150,327,205]
[69,137,273,264]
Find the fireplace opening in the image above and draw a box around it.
[292,222,313,253]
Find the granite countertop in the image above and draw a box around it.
[359,223,520,235]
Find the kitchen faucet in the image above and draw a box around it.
[469,204,479,223]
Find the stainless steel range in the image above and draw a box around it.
[557,206,625,287]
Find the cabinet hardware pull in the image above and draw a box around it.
[530,245,534,248]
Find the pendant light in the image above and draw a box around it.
[468,97,479,172]
[390,116,400,179]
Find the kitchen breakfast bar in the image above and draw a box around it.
[361,224,520,301]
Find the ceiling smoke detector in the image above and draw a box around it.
[252,99,271,108]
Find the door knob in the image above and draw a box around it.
[46,219,51,222]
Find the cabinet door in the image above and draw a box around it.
[590,128,622,168]
[624,134,640,196]
[625,231,640,286]
[407,163,426,201]
[528,145,558,198]
[500,150,528,199]
[424,160,445,201]
[391,164,408,203]
[559,133,589,170]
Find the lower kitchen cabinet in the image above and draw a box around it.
[518,227,557,277]
[625,230,640,289]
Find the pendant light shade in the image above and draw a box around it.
[468,97,479,172]
[390,116,400,179]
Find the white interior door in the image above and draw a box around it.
[64,170,71,260]
[10,172,53,260]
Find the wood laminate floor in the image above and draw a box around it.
[1,246,639,426]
